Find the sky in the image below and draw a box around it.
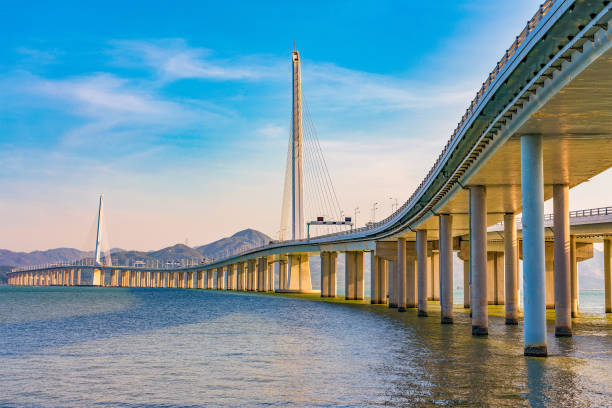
[2,0,611,252]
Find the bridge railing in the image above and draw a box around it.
[491,205,612,229]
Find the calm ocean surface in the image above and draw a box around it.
[1,286,611,407]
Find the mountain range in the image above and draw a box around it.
[0,229,272,283]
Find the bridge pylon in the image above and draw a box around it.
[93,194,104,286]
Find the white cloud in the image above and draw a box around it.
[111,39,282,82]
[303,61,476,113]
[12,72,229,149]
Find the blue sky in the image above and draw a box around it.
[2,1,609,251]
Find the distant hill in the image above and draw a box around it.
[0,248,90,267]
[195,229,273,261]
[0,265,12,284]
[0,229,273,270]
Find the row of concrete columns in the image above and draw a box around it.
[8,268,81,286]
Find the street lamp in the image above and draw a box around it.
[389,197,398,212]
[354,207,360,229]
[372,202,379,223]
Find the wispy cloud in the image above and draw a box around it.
[6,72,230,149]
[109,38,477,116]
[111,39,282,82]
[303,62,476,113]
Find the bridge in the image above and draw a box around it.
[8,0,612,357]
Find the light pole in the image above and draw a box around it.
[354,207,360,229]
[372,202,379,223]
[389,197,398,213]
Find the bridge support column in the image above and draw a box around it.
[245,261,252,291]
[463,259,470,308]
[278,260,287,291]
[286,254,312,293]
[220,267,227,290]
[406,257,417,308]
[429,252,439,301]
[77,269,81,286]
[417,230,428,316]
[345,251,364,300]
[268,263,274,291]
[206,270,212,289]
[93,269,101,286]
[553,184,572,336]
[196,271,203,289]
[521,134,547,357]
[370,254,387,304]
[469,186,487,335]
[487,252,504,305]
[257,258,267,292]
[230,264,238,290]
[439,214,453,323]
[388,260,397,308]
[504,213,519,325]
[397,238,407,312]
[320,252,337,297]
[236,262,244,290]
[570,235,579,317]
[545,244,554,309]
[605,238,612,313]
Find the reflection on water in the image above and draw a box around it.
[0,286,610,407]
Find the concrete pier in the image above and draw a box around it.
[417,230,428,316]
[286,254,312,293]
[553,184,572,336]
[429,252,439,301]
[605,238,612,313]
[370,254,387,304]
[321,252,337,297]
[406,257,417,308]
[207,270,213,289]
[397,237,407,312]
[570,235,579,317]
[545,244,555,309]
[487,252,504,305]
[278,260,287,291]
[463,259,470,308]
[388,260,397,308]
[521,134,547,357]
[267,263,274,291]
[469,186,487,335]
[345,251,365,300]
[504,213,519,325]
[248,260,256,291]
[439,214,453,323]
[258,258,268,292]
[218,267,226,290]
[237,262,245,291]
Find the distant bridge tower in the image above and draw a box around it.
[92,194,106,286]
[94,194,104,266]
[291,50,304,240]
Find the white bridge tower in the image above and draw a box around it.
[291,49,304,240]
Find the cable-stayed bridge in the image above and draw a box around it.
[9,0,612,357]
